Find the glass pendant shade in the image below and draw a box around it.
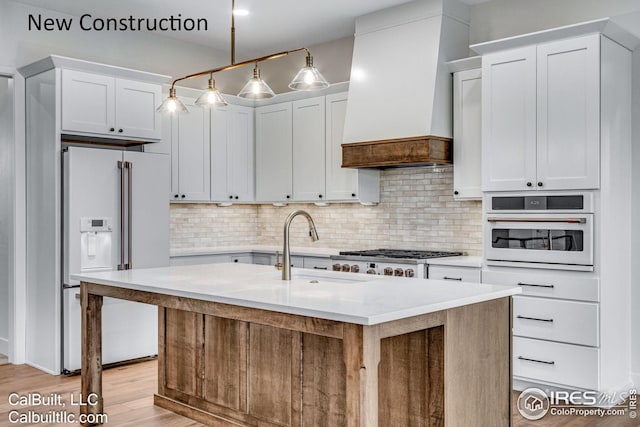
[157,87,188,113]
[238,65,275,99]
[288,55,329,91]
[195,77,228,108]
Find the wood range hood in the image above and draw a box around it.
[341,0,469,169]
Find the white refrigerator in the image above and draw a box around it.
[62,146,169,373]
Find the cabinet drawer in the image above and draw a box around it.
[513,296,598,346]
[302,256,332,271]
[513,337,599,390]
[428,265,481,283]
[482,267,598,302]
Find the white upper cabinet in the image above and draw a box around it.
[325,93,380,202]
[171,99,211,202]
[255,102,293,202]
[482,46,537,192]
[293,96,326,202]
[211,104,255,202]
[536,35,600,190]
[452,68,482,200]
[62,69,161,140]
[482,34,600,192]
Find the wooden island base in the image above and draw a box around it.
[81,282,512,427]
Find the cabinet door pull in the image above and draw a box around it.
[516,315,554,323]
[312,266,328,270]
[518,282,554,289]
[518,356,555,365]
[443,276,462,281]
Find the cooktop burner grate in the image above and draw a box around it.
[337,249,463,259]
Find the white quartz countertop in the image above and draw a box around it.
[426,256,483,268]
[72,263,519,326]
[170,245,339,258]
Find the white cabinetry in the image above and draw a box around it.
[452,67,482,200]
[62,69,162,140]
[293,96,326,201]
[211,104,255,202]
[170,98,211,201]
[325,93,380,202]
[482,266,601,390]
[481,35,600,191]
[256,92,379,204]
[428,265,480,283]
[255,103,293,202]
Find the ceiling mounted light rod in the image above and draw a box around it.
[157,0,329,113]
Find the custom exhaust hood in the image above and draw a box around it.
[342,0,469,168]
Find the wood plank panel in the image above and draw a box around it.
[164,308,203,397]
[341,136,452,168]
[2,362,633,427]
[378,326,444,427]
[342,323,363,427]
[444,298,511,427]
[85,283,343,338]
[81,283,104,421]
[248,324,296,426]
[203,316,246,411]
[301,334,346,426]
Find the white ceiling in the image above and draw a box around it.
[11,0,487,56]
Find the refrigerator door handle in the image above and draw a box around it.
[117,160,126,270]
[126,161,133,269]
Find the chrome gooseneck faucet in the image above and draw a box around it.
[281,210,319,280]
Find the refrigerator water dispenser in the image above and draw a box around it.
[80,217,112,272]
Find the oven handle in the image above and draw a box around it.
[486,217,586,224]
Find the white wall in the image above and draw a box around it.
[632,48,640,386]
[0,76,11,356]
[0,0,227,83]
[468,0,640,44]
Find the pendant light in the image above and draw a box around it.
[157,0,330,113]
[195,75,228,107]
[156,87,188,113]
[288,53,329,91]
[237,64,275,99]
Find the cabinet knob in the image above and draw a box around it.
[229,195,233,199]
[118,129,123,133]
[537,182,543,187]
[318,194,323,199]
[235,196,239,200]
[233,259,239,263]
[109,128,115,132]
[351,193,356,198]
[526,182,533,187]
[174,194,179,198]
[286,195,290,199]
[181,194,186,199]
[454,190,459,195]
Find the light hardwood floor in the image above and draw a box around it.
[0,361,637,426]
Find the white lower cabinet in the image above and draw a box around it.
[513,337,599,390]
[513,296,598,346]
[483,266,601,390]
[428,265,481,283]
[302,256,333,271]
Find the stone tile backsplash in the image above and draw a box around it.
[170,167,483,255]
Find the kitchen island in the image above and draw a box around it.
[73,263,520,427]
